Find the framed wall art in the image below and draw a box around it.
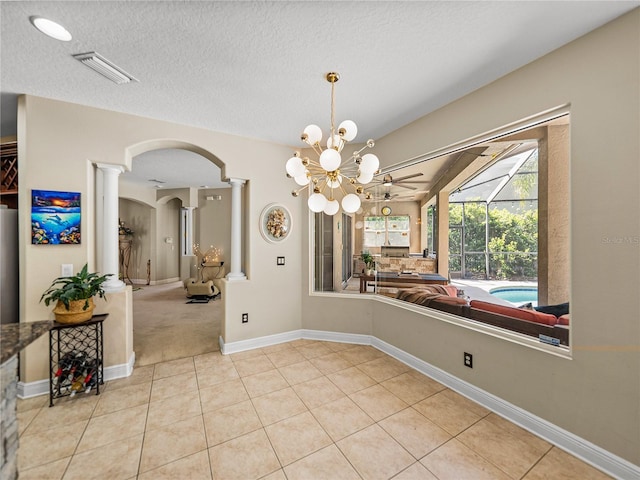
[31,189,81,244]
[259,204,292,243]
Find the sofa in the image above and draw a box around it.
[395,286,569,346]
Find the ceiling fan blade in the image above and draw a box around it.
[391,172,423,182]
[395,184,417,190]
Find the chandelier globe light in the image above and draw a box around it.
[287,72,380,215]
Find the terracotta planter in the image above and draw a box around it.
[53,298,95,324]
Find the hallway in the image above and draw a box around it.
[132,281,221,366]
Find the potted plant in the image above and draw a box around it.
[361,251,376,276]
[40,264,111,324]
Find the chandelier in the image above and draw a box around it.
[286,72,380,215]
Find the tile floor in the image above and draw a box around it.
[17,340,611,480]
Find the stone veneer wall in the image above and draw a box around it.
[376,257,436,274]
[0,355,18,480]
[353,256,437,276]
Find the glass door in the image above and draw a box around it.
[341,213,352,289]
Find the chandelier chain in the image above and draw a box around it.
[330,79,336,142]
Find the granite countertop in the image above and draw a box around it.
[1,321,53,364]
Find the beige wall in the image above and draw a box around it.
[119,185,217,284]
[303,9,640,465]
[118,198,153,283]
[155,198,181,281]
[196,187,232,264]
[18,96,302,381]
[16,7,639,467]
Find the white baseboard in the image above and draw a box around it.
[301,329,371,346]
[17,379,50,399]
[148,277,180,286]
[17,352,136,399]
[221,329,639,480]
[369,337,639,480]
[220,330,303,355]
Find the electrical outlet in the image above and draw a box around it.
[242,313,248,323]
[464,352,473,368]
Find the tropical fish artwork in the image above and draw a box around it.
[31,190,81,244]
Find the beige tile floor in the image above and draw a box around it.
[17,340,611,480]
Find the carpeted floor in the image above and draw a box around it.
[132,281,221,366]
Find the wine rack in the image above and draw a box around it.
[48,314,107,407]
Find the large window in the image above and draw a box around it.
[310,108,570,348]
[448,146,538,280]
[364,215,410,247]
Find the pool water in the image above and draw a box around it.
[490,286,538,306]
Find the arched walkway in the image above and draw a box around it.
[117,140,237,364]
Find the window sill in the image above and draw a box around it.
[373,294,572,359]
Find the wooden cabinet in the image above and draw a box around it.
[1,141,18,209]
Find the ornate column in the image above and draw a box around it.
[227,178,246,281]
[97,163,126,291]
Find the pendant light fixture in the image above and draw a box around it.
[286,72,380,215]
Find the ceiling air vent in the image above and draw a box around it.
[72,52,137,84]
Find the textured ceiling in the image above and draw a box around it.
[1,1,637,189]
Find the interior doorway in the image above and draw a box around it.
[314,212,334,291]
[120,146,229,365]
[341,213,353,289]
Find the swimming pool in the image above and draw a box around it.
[490,286,538,306]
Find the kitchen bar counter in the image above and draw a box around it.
[1,321,53,364]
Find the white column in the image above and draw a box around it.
[181,207,195,256]
[227,178,246,281]
[97,163,126,292]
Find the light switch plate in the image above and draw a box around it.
[61,264,73,276]
[277,256,285,266]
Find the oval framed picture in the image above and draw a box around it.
[259,204,292,243]
[381,205,392,216]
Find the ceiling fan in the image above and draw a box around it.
[367,172,430,191]
[364,191,416,202]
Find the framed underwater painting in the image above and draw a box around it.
[31,190,81,244]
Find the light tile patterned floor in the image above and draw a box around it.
[17,340,611,479]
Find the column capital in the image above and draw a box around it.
[96,163,125,174]
[228,178,246,187]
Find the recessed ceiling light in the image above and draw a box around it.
[30,16,72,42]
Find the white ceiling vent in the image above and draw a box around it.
[72,52,137,84]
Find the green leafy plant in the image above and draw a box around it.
[40,264,111,311]
[448,203,538,280]
[360,251,375,269]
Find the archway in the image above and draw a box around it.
[120,141,232,365]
